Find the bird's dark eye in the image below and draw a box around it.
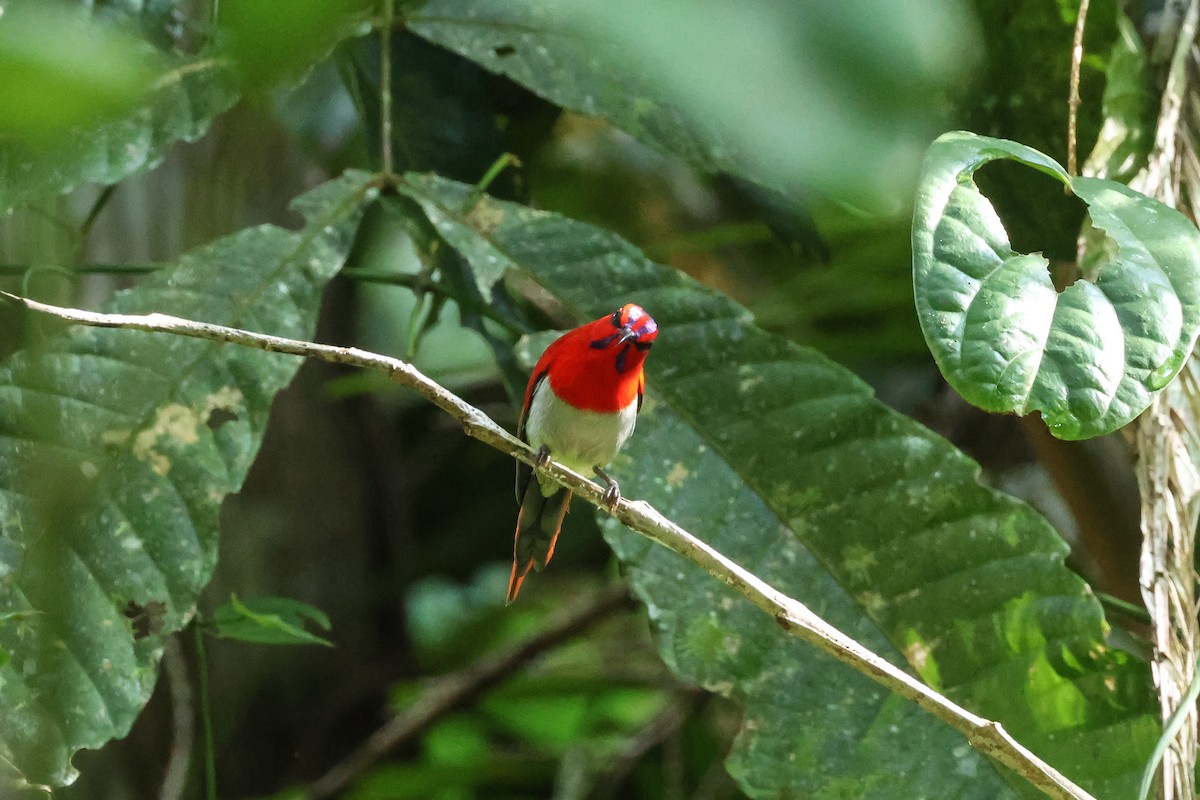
[634,341,653,352]
[611,311,622,327]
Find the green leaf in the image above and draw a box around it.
[1082,14,1154,183]
[0,54,239,215]
[218,0,374,88]
[912,131,1200,440]
[0,171,374,790]
[0,3,161,140]
[406,0,979,214]
[396,173,1159,798]
[209,594,334,648]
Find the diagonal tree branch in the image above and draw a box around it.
[0,290,1098,800]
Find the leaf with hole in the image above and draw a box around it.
[0,171,373,790]
[913,131,1200,439]
[395,174,1158,799]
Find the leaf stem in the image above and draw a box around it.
[159,637,194,800]
[192,622,217,800]
[5,290,1098,800]
[1095,591,1153,624]
[338,267,524,333]
[463,153,521,213]
[0,263,161,276]
[79,185,118,244]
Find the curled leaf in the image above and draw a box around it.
[913,131,1200,439]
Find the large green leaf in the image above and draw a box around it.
[406,0,978,214]
[0,171,374,790]
[396,174,1159,799]
[913,131,1200,440]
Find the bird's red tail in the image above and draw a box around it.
[507,482,572,604]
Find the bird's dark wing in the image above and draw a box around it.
[516,370,548,502]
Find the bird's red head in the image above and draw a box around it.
[589,303,658,373]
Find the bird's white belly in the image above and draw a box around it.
[525,382,638,479]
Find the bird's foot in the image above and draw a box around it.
[533,444,552,470]
[594,466,621,510]
[601,484,621,509]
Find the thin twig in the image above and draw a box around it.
[1067,0,1091,177]
[307,583,631,798]
[0,264,161,275]
[79,185,118,244]
[463,153,522,213]
[380,0,396,179]
[159,637,194,800]
[2,292,1100,800]
[592,692,699,800]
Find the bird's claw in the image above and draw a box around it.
[601,483,621,510]
[594,465,621,510]
[533,444,553,469]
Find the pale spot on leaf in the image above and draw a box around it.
[130,389,244,476]
[842,544,876,583]
[466,198,505,233]
[903,629,942,688]
[665,462,689,487]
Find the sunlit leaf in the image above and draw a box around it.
[1082,14,1154,182]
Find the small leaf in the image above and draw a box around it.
[209,595,334,648]
[912,131,1200,439]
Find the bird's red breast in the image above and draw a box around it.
[523,303,657,415]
